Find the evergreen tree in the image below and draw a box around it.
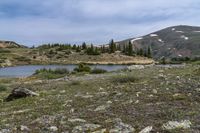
[127,41,133,56]
[76,45,81,52]
[72,44,77,50]
[139,48,144,56]
[123,45,126,53]
[147,46,152,58]
[109,39,116,53]
[82,42,87,50]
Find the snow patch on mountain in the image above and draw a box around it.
[180,35,189,40]
[150,34,158,37]
[158,39,164,43]
[172,28,176,31]
[131,37,143,42]
[176,31,184,33]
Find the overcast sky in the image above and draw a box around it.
[0,0,200,46]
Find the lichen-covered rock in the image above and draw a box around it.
[68,118,86,123]
[72,124,101,133]
[5,87,39,101]
[49,126,58,132]
[109,118,135,133]
[0,129,10,133]
[139,126,153,133]
[162,120,192,130]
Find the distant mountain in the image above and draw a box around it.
[0,40,24,48]
[117,25,200,59]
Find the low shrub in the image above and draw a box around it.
[74,63,91,72]
[91,68,107,74]
[70,81,81,85]
[0,49,11,53]
[0,85,7,92]
[35,68,69,75]
[194,68,200,75]
[34,68,69,79]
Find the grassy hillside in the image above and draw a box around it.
[0,65,199,132]
[0,45,154,67]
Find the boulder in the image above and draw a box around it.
[5,87,39,101]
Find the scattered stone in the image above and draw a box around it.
[152,89,158,94]
[75,93,93,99]
[0,129,10,133]
[49,126,58,132]
[139,126,153,133]
[97,92,108,96]
[72,124,101,133]
[110,118,135,133]
[92,128,107,133]
[176,76,181,80]
[107,100,112,104]
[60,90,66,94]
[70,108,75,113]
[162,120,192,130]
[99,87,104,91]
[5,87,39,101]
[135,100,139,104]
[136,92,141,97]
[20,125,30,131]
[31,115,56,125]
[195,88,200,92]
[68,118,86,123]
[94,104,110,112]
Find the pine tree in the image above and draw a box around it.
[76,45,81,52]
[72,44,77,50]
[147,46,152,58]
[139,48,144,56]
[82,42,87,50]
[128,41,133,56]
[109,39,116,53]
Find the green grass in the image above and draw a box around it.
[0,85,7,92]
[0,65,199,132]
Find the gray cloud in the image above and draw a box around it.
[0,0,200,46]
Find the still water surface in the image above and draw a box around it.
[0,65,129,77]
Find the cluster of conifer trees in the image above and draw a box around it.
[38,39,152,58]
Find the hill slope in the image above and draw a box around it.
[0,40,23,48]
[118,25,200,59]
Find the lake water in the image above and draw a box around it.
[0,65,129,77]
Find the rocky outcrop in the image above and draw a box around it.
[5,87,39,102]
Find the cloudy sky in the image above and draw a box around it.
[0,0,200,46]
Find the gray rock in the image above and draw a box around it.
[5,87,39,101]
[72,124,101,133]
[139,126,153,133]
[110,118,135,133]
[20,125,30,131]
[162,120,192,130]
[0,129,10,133]
[68,118,86,123]
[49,126,58,132]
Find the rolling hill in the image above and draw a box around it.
[0,40,24,48]
[117,25,200,59]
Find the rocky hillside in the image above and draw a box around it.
[0,40,23,48]
[118,25,200,59]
